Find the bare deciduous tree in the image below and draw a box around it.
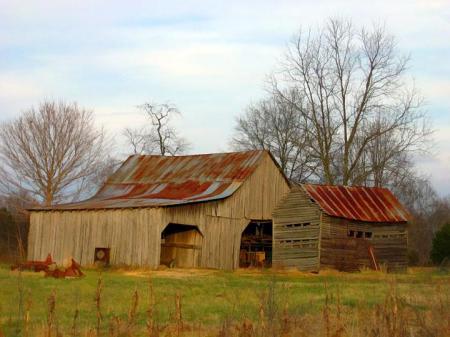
[73,155,121,201]
[123,102,190,156]
[232,90,316,181]
[234,18,431,188]
[361,107,430,187]
[0,101,107,206]
[275,18,430,185]
[122,127,150,155]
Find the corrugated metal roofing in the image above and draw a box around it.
[302,184,410,223]
[35,150,267,210]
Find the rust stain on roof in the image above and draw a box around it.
[35,150,267,210]
[302,184,410,223]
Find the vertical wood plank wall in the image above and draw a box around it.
[27,152,291,270]
[272,186,321,271]
[28,208,163,267]
[161,153,290,270]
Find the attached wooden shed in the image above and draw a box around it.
[272,184,410,272]
[27,150,290,270]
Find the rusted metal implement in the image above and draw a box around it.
[44,258,84,278]
[11,254,84,278]
[11,253,54,272]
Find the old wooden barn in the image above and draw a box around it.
[272,184,410,272]
[27,150,290,270]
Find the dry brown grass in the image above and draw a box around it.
[1,266,448,337]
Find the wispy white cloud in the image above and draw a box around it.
[419,78,450,102]
[415,126,450,196]
[0,0,449,194]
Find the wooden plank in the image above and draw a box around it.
[272,186,321,271]
[161,242,202,250]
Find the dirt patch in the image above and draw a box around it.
[107,265,424,280]
[122,268,219,279]
[234,267,316,278]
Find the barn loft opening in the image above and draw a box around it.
[160,223,202,268]
[239,220,272,268]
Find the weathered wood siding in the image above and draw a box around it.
[272,186,321,271]
[272,186,408,272]
[28,208,163,267]
[320,215,408,272]
[160,152,291,270]
[28,152,290,270]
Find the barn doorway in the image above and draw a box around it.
[160,223,203,268]
[239,220,272,268]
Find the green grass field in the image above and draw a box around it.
[0,265,448,336]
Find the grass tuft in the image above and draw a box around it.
[0,265,448,336]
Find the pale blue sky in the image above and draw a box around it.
[0,0,449,195]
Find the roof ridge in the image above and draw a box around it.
[128,149,267,159]
[302,183,390,191]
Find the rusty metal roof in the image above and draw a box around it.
[302,184,410,223]
[35,150,268,210]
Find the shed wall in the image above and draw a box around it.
[272,187,321,271]
[272,186,408,272]
[320,214,408,271]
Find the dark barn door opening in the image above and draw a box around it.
[160,223,202,268]
[239,220,272,268]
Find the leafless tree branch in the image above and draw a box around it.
[0,101,107,206]
[124,102,190,156]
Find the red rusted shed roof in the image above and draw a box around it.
[302,184,410,223]
[34,150,269,210]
